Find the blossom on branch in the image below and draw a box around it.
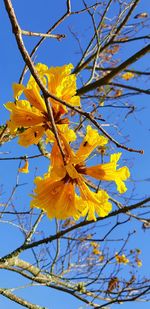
[121,72,135,80]
[31,126,130,221]
[18,159,29,173]
[115,253,129,264]
[5,63,80,146]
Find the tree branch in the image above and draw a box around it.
[77,44,150,95]
[0,288,46,309]
[0,198,149,262]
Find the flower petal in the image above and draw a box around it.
[12,83,25,100]
[31,177,79,220]
[122,72,134,80]
[18,159,29,173]
[24,86,47,112]
[50,141,67,179]
[18,126,45,147]
[57,124,76,142]
[27,63,48,88]
[77,177,112,220]
[5,101,45,129]
[46,64,80,115]
[85,153,130,193]
[76,125,108,162]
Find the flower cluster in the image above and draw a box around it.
[115,253,129,264]
[5,63,130,221]
[5,63,79,146]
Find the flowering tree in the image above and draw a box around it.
[0,0,150,308]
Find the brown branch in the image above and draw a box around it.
[113,35,150,44]
[73,0,141,74]
[44,97,66,163]
[19,0,71,83]
[75,113,144,154]
[0,197,149,262]
[77,44,150,95]
[84,0,113,85]
[0,125,7,143]
[108,82,150,95]
[73,0,113,74]
[0,211,31,215]
[0,154,45,160]
[87,66,150,76]
[71,3,100,15]
[96,286,150,308]
[4,0,66,164]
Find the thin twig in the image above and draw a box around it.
[19,0,71,83]
[21,29,65,40]
[0,197,149,262]
[73,0,141,74]
[77,44,150,95]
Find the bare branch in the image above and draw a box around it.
[21,29,65,40]
[77,44,150,95]
[0,288,46,309]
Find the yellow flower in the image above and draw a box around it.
[122,72,135,80]
[136,259,142,267]
[90,242,99,249]
[31,175,80,220]
[92,248,102,255]
[46,64,80,114]
[31,125,130,220]
[90,241,102,255]
[31,126,111,221]
[115,253,129,264]
[18,159,29,173]
[75,125,108,162]
[5,64,80,147]
[24,63,80,114]
[98,255,104,262]
[84,153,130,193]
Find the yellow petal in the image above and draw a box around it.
[50,142,67,179]
[115,166,130,193]
[24,86,47,112]
[57,124,76,142]
[12,83,25,100]
[77,177,112,221]
[50,135,75,174]
[115,254,129,264]
[27,63,48,88]
[122,72,134,80]
[5,100,45,128]
[6,119,18,133]
[46,64,80,115]
[85,153,130,194]
[18,160,29,173]
[70,95,80,106]
[66,163,79,179]
[45,130,55,143]
[115,179,127,194]
[76,125,108,162]
[110,152,122,164]
[18,126,45,147]
[31,177,79,220]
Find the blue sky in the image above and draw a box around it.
[0,0,150,308]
